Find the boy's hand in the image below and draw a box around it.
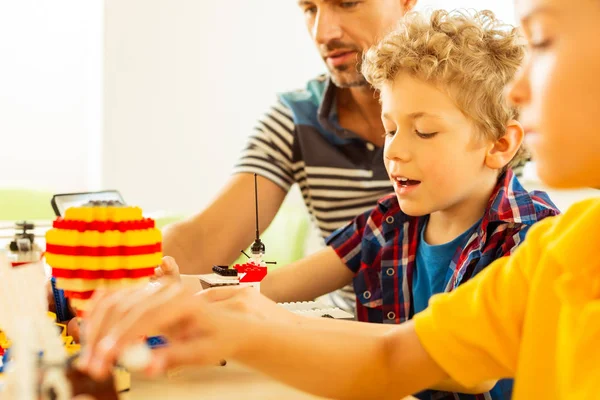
[152,256,181,282]
[78,284,291,380]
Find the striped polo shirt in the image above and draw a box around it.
[233,75,393,239]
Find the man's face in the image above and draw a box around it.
[298,0,411,88]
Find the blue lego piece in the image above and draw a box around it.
[146,335,168,349]
[0,348,11,373]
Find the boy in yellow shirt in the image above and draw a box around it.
[80,1,600,399]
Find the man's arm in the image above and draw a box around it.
[260,246,354,303]
[162,173,287,274]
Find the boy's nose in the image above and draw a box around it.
[506,63,531,107]
[384,136,412,163]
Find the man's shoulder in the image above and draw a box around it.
[278,75,328,105]
[276,75,329,123]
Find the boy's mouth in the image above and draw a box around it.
[394,177,421,187]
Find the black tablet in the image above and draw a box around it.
[50,190,125,216]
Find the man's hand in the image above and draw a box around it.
[152,256,181,282]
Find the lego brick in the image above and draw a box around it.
[232,263,267,282]
[53,267,155,280]
[45,252,162,271]
[46,228,161,248]
[55,277,151,292]
[45,243,161,257]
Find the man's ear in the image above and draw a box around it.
[484,119,524,170]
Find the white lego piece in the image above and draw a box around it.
[288,308,354,320]
[119,342,152,372]
[278,301,354,320]
[278,300,332,311]
[0,253,71,400]
[198,273,239,286]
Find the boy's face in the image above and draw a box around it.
[508,0,600,188]
[381,74,498,217]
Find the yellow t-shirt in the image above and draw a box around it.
[414,198,600,399]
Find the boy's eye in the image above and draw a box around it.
[383,130,396,137]
[530,39,553,51]
[415,130,438,139]
[340,1,360,9]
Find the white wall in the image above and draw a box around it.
[415,1,515,23]
[0,0,103,193]
[102,0,518,214]
[102,0,324,213]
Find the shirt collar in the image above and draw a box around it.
[317,76,363,141]
[377,170,542,227]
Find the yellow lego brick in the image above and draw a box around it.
[65,343,81,356]
[46,253,162,271]
[63,205,143,223]
[46,229,160,248]
[113,367,131,393]
[46,228,79,247]
[64,207,94,222]
[0,331,11,349]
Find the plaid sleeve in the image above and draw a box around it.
[325,209,372,274]
[232,99,295,192]
[498,192,560,257]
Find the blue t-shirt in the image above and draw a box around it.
[413,219,477,315]
[413,218,513,400]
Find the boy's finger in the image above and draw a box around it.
[152,338,223,371]
[161,256,178,273]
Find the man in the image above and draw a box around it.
[162,0,417,309]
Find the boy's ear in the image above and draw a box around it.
[484,120,524,170]
[401,0,417,12]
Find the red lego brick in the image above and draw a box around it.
[52,267,155,280]
[45,243,161,257]
[232,263,267,283]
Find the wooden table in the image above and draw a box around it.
[120,363,331,400]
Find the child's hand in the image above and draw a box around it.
[152,256,181,282]
[67,317,81,342]
[78,284,294,380]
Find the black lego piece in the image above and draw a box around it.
[212,265,238,277]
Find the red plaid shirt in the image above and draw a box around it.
[326,171,559,399]
[327,170,559,323]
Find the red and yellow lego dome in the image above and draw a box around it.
[45,201,162,316]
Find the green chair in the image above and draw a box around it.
[0,188,55,221]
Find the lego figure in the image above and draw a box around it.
[1,221,44,267]
[199,174,271,290]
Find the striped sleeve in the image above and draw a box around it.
[232,100,295,191]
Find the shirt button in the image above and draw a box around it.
[387,311,396,320]
[386,216,394,224]
[363,291,371,300]
[366,142,375,151]
[386,268,395,276]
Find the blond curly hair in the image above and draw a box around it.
[362,9,527,169]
